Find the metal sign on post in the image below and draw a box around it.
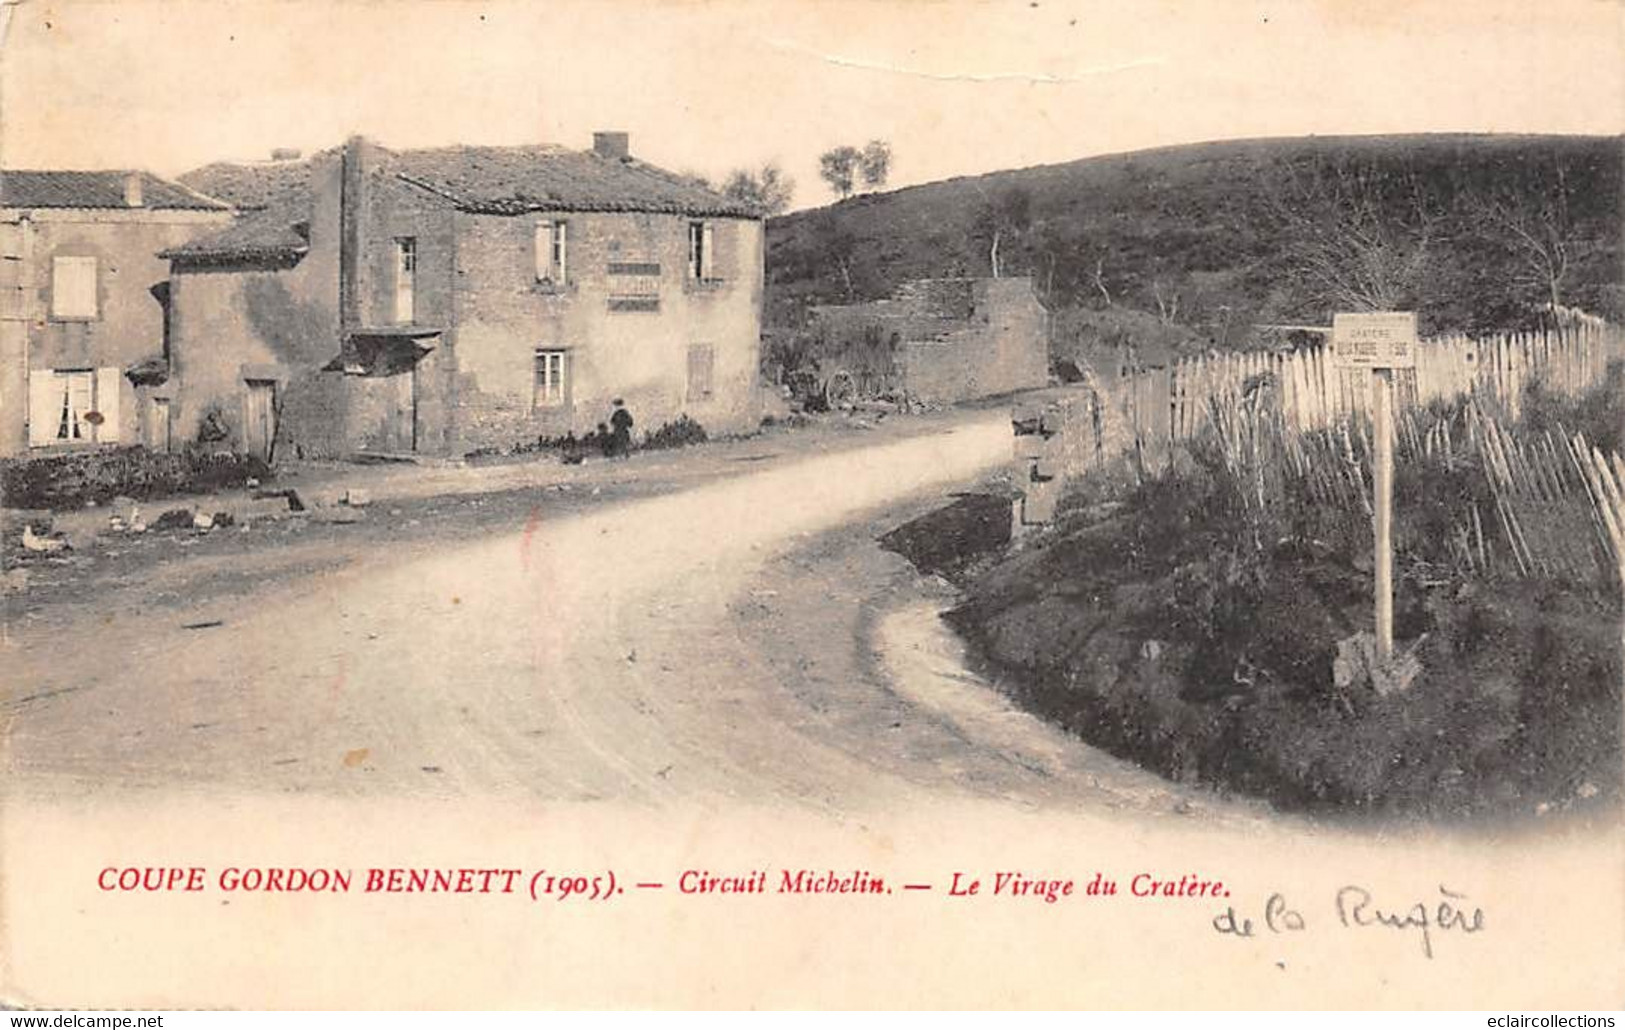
[1332,311,1418,662]
[1330,311,1417,370]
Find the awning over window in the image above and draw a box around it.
[323,326,441,376]
[124,356,170,386]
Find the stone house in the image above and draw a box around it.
[163,133,765,460]
[0,171,233,456]
[804,277,1049,404]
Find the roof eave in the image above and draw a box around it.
[162,245,309,265]
[454,200,762,220]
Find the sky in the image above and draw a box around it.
[1,0,1621,209]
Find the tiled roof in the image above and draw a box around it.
[178,141,762,219]
[167,140,759,262]
[177,160,313,211]
[389,145,760,218]
[159,203,309,262]
[0,170,229,210]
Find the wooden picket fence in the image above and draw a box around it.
[1038,310,1625,586]
[1410,407,1625,587]
[1114,315,1625,458]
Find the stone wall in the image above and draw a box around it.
[449,210,763,452]
[1011,368,1141,529]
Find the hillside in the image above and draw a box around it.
[766,134,1624,355]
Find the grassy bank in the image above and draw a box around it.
[926,374,1623,821]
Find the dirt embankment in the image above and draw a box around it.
[886,487,1622,825]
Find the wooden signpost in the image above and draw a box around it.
[1331,311,1417,661]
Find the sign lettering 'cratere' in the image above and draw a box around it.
[1331,312,1418,370]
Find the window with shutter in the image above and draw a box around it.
[536,221,568,283]
[51,256,98,319]
[687,222,721,282]
[30,369,96,444]
[687,222,705,280]
[393,238,416,324]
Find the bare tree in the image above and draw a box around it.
[971,186,1032,278]
[859,140,892,191]
[1151,278,1180,325]
[819,146,862,200]
[1259,155,1438,314]
[1469,161,1576,311]
[1091,255,1113,308]
[721,161,796,216]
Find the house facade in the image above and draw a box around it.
[164,134,765,460]
[806,277,1050,404]
[0,172,233,456]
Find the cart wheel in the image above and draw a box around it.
[824,370,858,408]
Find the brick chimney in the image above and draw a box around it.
[339,136,377,331]
[592,132,630,161]
[123,172,143,207]
[270,147,303,161]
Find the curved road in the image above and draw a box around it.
[3,410,1239,817]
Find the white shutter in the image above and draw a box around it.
[701,223,716,279]
[95,367,122,443]
[535,222,553,281]
[27,372,59,446]
[51,256,98,318]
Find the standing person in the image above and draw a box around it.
[609,398,635,459]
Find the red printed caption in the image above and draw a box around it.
[95,866,1227,904]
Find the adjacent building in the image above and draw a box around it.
[163,133,765,459]
[805,277,1050,405]
[0,171,233,455]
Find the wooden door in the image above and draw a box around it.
[243,380,277,459]
[380,369,417,453]
[146,396,172,452]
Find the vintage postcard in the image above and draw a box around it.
[1,0,1622,1011]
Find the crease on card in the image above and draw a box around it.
[765,37,1164,84]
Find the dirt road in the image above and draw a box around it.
[2,406,1251,818]
[7,408,1624,1011]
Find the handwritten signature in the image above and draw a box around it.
[1212,885,1485,959]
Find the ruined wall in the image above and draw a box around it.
[1,208,232,455]
[167,154,345,458]
[897,330,995,403]
[897,278,1049,404]
[168,265,346,457]
[449,210,762,452]
[892,278,976,320]
[803,302,943,395]
[807,277,1048,405]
